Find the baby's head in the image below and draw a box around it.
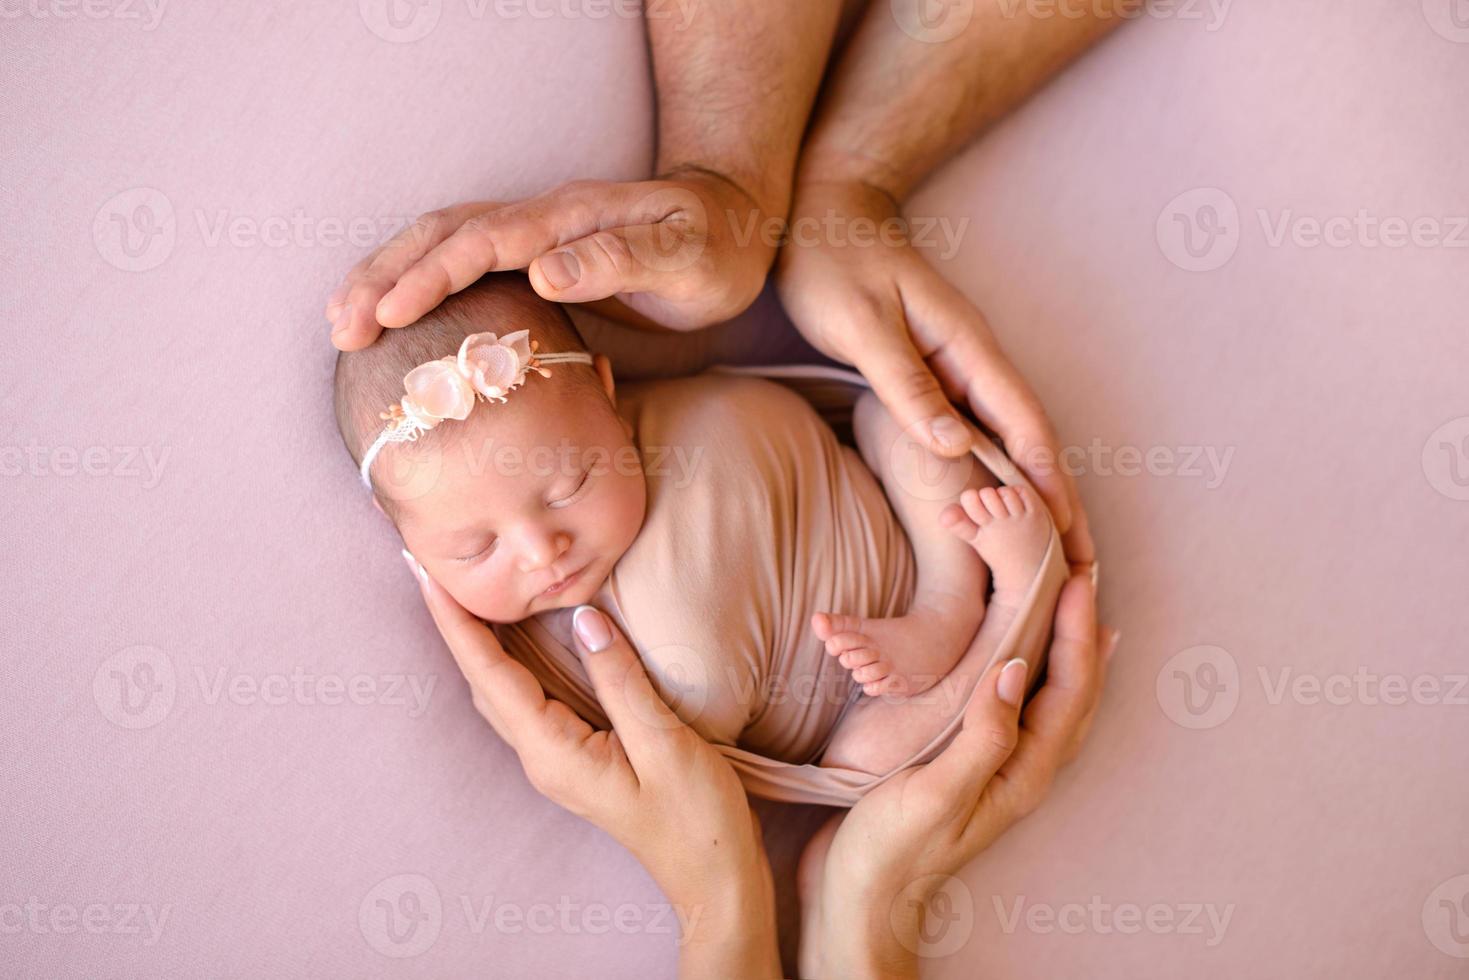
[333,274,646,624]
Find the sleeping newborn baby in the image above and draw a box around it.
[333,274,1052,778]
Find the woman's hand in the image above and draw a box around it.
[775,179,1094,563]
[402,552,781,977]
[798,572,1118,978]
[327,169,775,349]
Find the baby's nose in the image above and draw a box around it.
[518,529,571,571]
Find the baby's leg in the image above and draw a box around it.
[812,390,995,697]
[820,483,1053,774]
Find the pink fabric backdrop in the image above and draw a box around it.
[5,2,1466,977]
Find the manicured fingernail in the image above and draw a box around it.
[331,304,354,338]
[925,415,969,454]
[572,605,611,653]
[401,549,426,584]
[1104,629,1122,663]
[997,658,1027,706]
[539,251,580,290]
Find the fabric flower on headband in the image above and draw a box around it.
[389,330,539,430]
[358,329,593,489]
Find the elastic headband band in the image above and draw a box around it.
[359,328,592,489]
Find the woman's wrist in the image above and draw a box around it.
[671,855,781,977]
[809,893,921,980]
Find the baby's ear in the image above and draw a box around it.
[593,353,616,405]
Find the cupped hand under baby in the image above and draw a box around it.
[326,168,776,347]
[797,572,1119,978]
[399,550,782,975]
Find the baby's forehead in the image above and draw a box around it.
[393,380,608,520]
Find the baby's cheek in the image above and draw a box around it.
[448,567,519,625]
[606,469,648,550]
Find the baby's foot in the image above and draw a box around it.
[812,592,980,698]
[940,485,1051,607]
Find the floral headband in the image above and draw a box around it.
[359,329,593,489]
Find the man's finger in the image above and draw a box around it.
[374,196,587,328]
[330,203,486,351]
[527,221,705,305]
[569,605,686,772]
[850,311,974,459]
[905,269,1078,535]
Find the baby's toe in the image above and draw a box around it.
[977,486,1009,521]
[851,661,890,686]
[941,502,981,543]
[825,631,874,658]
[1013,483,1037,512]
[863,676,901,698]
[838,648,881,671]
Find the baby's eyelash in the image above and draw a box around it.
[548,470,591,508]
[455,540,496,564]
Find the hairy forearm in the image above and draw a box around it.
[800,0,1135,201]
[648,0,843,220]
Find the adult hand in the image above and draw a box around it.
[401,551,781,976]
[327,169,775,350]
[775,179,1094,563]
[797,573,1119,978]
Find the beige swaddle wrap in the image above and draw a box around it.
[494,364,1069,807]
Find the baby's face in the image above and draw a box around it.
[391,368,646,624]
